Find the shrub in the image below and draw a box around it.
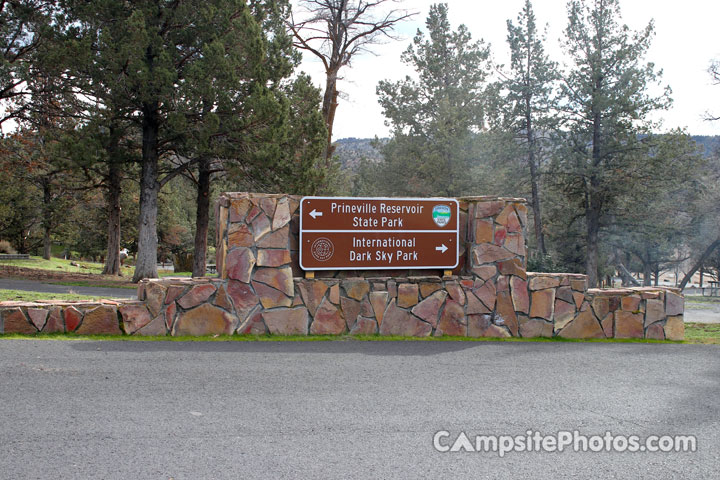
[0,240,17,254]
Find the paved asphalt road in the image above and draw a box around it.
[0,278,136,299]
[0,340,717,479]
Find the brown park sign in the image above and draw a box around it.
[300,196,459,270]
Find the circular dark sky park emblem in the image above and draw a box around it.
[311,237,335,262]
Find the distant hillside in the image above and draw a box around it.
[691,135,720,157]
[333,137,386,170]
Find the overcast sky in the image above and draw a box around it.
[295,0,720,139]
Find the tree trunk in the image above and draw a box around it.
[679,238,720,289]
[132,101,161,283]
[321,69,339,165]
[617,263,641,287]
[699,266,704,288]
[102,158,123,276]
[642,260,652,286]
[654,264,659,287]
[41,177,51,260]
[585,199,601,288]
[192,158,211,278]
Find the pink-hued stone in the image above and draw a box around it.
[466,291,491,315]
[28,308,48,331]
[343,279,370,301]
[349,317,377,335]
[369,291,389,326]
[445,281,466,305]
[341,297,362,330]
[137,283,146,301]
[165,302,177,330]
[228,223,253,248]
[510,276,529,314]
[664,316,684,341]
[254,266,293,297]
[498,259,526,279]
[495,205,514,225]
[644,298,665,326]
[615,311,644,339]
[252,281,292,309]
[646,323,665,340]
[420,282,442,298]
[213,285,233,311]
[378,300,431,337]
[229,198,251,222]
[473,244,514,265]
[397,283,419,308]
[119,304,152,334]
[135,315,167,336]
[44,308,64,333]
[515,204,528,226]
[237,308,267,335]
[298,280,328,316]
[165,285,185,305]
[257,225,289,248]
[553,300,575,331]
[601,313,613,338]
[310,298,346,335]
[252,213,272,241]
[572,292,584,309]
[177,284,216,309]
[473,280,496,311]
[329,284,340,304]
[665,292,684,316]
[557,309,604,339]
[570,279,587,291]
[411,290,447,328]
[556,286,573,304]
[64,306,83,332]
[225,248,256,283]
[173,303,234,336]
[506,211,521,233]
[591,296,610,320]
[496,275,510,293]
[528,276,560,291]
[76,306,121,335]
[145,282,167,317]
[529,289,555,320]
[272,199,291,230]
[2,308,36,334]
[472,265,497,281]
[475,219,493,243]
[504,233,525,256]
[259,197,277,217]
[475,201,504,218]
[262,307,309,335]
[494,226,507,245]
[387,280,397,298]
[257,249,291,267]
[227,280,260,318]
[621,295,641,312]
[246,204,262,223]
[495,291,518,336]
[519,318,553,338]
[435,300,466,336]
[468,314,509,338]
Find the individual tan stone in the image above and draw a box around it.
[310,298,346,335]
[475,201,504,218]
[529,289,555,320]
[349,317,377,335]
[473,244,514,265]
[504,233,525,256]
[621,295,641,312]
[445,281,466,305]
[257,249,291,267]
[229,198,251,223]
[466,291,491,315]
[495,291,518,336]
[177,284,216,309]
[572,291,584,309]
[119,304,152,334]
[213,285,233,311]
[341,297,362,330]
[556,286,573,304]
[528,276,560,291]
[472,265,497,282]
[145,282,166,317]
[44,307,64,333]
[257,225,289,248]
[664,316,684,341]
[553,300,575,331]
[164,285,185,305]
[495,205,514,225]
[329,284,340,304]
[27,308,48,331]
[420,282,442,298]
[369,291,389,326]
[644,298,665,326]
[272,199,291,230]
[411,290,446,327]
[136,283,146,301]
[246,204,262,223]
[228,223,254,248]
[226,248,256,284]
[64,306,83,332]
[263,307,309,335]
[397,283,419,308]
[591,296,610,320]
[378,300,432,337]
[646,323,665,340]
[258,197,277,217]
[473,280,496,311]
[498,259,526,280]
[2,308,36,334]
[519,318,553,338]
[253,281,292,309]
[237,307,267,335]
[173,303,234,336]
[496,275,510,293]
[136,315,168,336]
[474,219,493,243]
[600,313,613,338]
[615,311,644,339]
[493,226,507,246]
[252,213,271,241]
[570,279,587,291]
[227,280,259,319]
[76,306,121,335]
[557,309,604,339]
[298,280,328,317]
[387,280,397,299]
[343,279,370,301]
[165,302,177,330]
[510,276,529,314]
[435,300,466,336]
[506,211,522,233]
[254,266,293,297]
[468,314,510,338]
[665,292,684,316]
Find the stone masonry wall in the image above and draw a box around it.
[0,192,684,340]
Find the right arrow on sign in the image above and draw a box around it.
[435,244,448,253]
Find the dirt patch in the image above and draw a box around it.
[0,265,135,287]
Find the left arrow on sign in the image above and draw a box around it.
[435,244,448,253]
[309,209,323,219]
